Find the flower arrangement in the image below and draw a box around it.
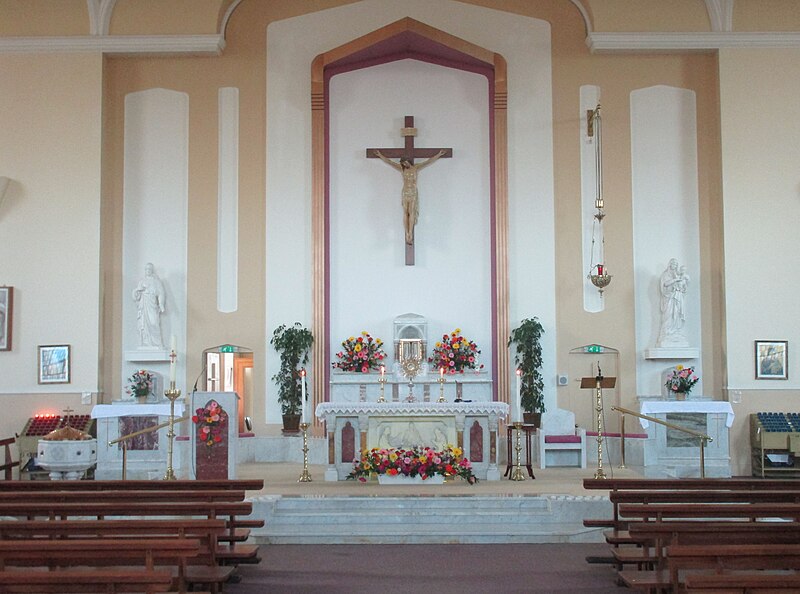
[332,331,387,373]
[428,328,484,374]
[665,365,699,395]
[347,445,478,484]
[126,369,154,398]
[192,400,227,449]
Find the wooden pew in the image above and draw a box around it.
[0,480,266,538]
[0,569,175,593]
[0,479,264,491]
[668,544,800,592]
[0,538,202,593]
[0,500,260,566]
[618,502,800,522]
[0,519,233,592]
[0,437,18,481]
[618,521,800,592]
[684,573,800,593]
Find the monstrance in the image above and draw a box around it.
[399,338,423,402]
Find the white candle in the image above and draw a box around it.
[300,368,307,423]
[440,366,444,379]
[380,365,385,377]
[169,336,177,384]
[514,368,522,423]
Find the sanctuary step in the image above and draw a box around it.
[248,494,610,545]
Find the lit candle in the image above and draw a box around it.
[597,264,604,275]
[380,365,385,378]
[514,368,522,423]
[300,368,307,423]
[440,366,444,379]
[169,336,177,384]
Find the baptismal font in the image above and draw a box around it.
[399,338,423,402]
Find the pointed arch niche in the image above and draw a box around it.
[310,17,509,413]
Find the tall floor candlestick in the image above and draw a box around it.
[510,422,526,481]
[163,381,181,480]
[594,376,607,480]
[298,422,312,482]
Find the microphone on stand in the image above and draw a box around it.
[191,365,208,396]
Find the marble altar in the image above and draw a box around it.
[316,401,508,481]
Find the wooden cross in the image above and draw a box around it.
[366,116,452,265]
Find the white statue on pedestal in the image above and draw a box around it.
[133,262,166,349]
[657,259,690,347]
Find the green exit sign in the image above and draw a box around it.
[220,345,234,353]
[585,345,603,353]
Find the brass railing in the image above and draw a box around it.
[108,415,189,479]
[611,405,713,478]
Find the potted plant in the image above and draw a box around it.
[270,322,313,433]
[508,317,546,427]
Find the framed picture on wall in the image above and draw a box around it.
[38,344,71,384]
[0,287,12,351]
[755,340,788,380]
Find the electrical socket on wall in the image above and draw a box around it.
[81,391,92,405]
[557,374,569,386]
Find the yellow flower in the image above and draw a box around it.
[435,341,442,348]
[354,343,362,352]
[389,452,398,461]
[348,337,355,342]
[453,342,460,349]
[452,446,462,457]
[361,331,368,336]
[676,365,684,371]
[455,328,461,333]
[419,455,427,463]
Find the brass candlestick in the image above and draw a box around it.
[437,374,446,403]
[510,422,526,481]
[594,378,607,480]
[298,422,312,482]
[163,382,181,481]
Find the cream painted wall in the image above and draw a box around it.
[720,48,800,475]
[0,52,103,449]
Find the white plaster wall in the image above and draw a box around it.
[266,0,556,422]
[631,86,702,396]
[0,53,102,394]
[329,60,490,374]
[720,49,800,391]
[122,89,189,397]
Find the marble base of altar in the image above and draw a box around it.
[638,398,733,478]
[92,401,186,480]
[315,402,508,481]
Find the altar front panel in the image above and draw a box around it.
[93,402,185,480]
[638,399,733,478]
[316,402,507,481]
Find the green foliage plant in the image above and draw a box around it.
[508,317,545,413]
[270,323,314,416]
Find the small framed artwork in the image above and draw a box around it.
[0,287,11,351]
[38,344,71,384]
[755,340,788,380]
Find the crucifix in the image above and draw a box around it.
[366,115,452,265]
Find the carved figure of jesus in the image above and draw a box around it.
[374,149,446,245]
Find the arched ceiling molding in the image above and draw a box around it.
[86,0,117,36]
[705,0,734,32]
[219,0,244,39]
[568,0,593,36]
[0,35,224,55]
[587,30,800,53]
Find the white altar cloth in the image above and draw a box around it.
[639,401,734,429]
[316,401,508,418]
[91,403,185,418]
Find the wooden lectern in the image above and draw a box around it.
[581,373,616,479]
